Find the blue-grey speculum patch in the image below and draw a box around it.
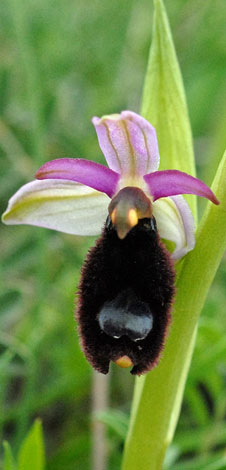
[98,288,153,342]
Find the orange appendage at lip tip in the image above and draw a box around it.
[114,355,133,368]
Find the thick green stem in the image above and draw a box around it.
[122,151,226,470]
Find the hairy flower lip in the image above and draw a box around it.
[77,216,176,375]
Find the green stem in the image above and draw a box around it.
[122,150,226,470]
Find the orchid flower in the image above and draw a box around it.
[2,111,219,374]
[2,111,218,258]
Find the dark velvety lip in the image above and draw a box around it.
[76,215,175,375]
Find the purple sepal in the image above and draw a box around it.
[144,169,219,204]
[36,158,120,198]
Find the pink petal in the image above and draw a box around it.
[36,158,120,198]
[144,169,219,204]
[170,195,195,259]
[92,111,160,177]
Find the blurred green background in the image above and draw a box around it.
[0,0,226,469]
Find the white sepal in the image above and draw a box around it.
[2,179,109,236]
